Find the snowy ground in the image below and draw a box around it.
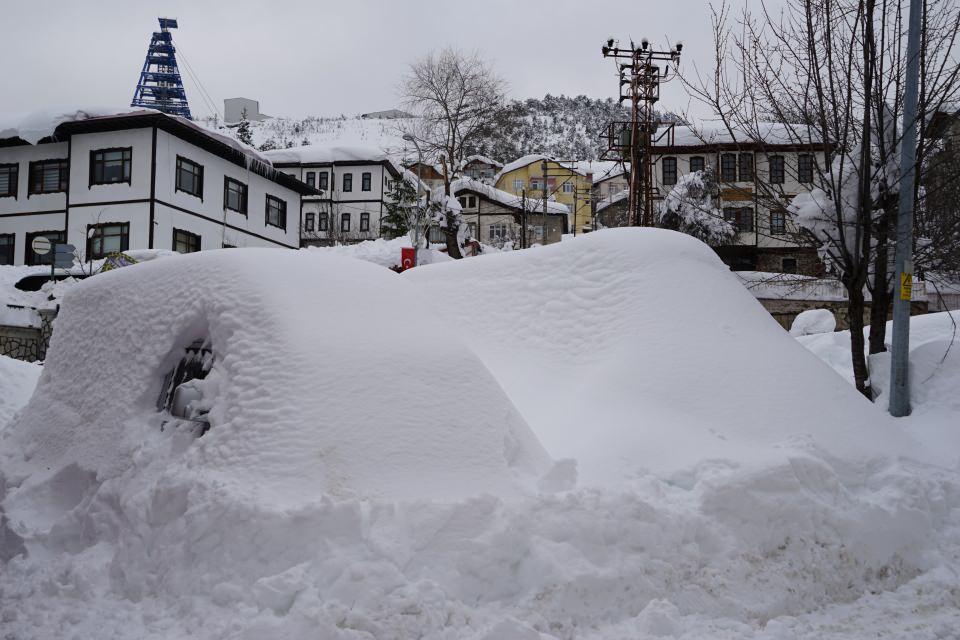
[1,230,959,639]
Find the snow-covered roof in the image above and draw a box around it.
[460,155,502,169]
[595,189,629,212]
[493,154,588,184]
[451,177,569,215]
[657,121,824,148]
[591,162,629,184]
[265,143,389,165]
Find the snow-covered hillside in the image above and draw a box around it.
[1,231,958,639]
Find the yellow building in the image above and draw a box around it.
[494,155,593,235]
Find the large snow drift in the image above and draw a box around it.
[404,228,919,485]
[1,249,552,504]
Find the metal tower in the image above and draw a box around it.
[131,17,192,119]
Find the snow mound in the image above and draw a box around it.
[404,228,919,485]
[0,355,41,431]
[1,249,552,504]
[790,308,837,336]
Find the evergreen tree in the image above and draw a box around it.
[382,176,420,239]
[236,109,254,147]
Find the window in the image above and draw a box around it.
[458,195,477,209]
[770,209,787,234]
[28,159,68,195]
[360,212,370,232]
[513,179,524,193]
[265,195,287,229]
[172,228,201,253]
[798,154,814,183]
[720,153,737,182]
[305,213,315,232]
[738,154,753,182]
[25,230,65,265]
[781,258,798,274]
[222,243,236,249]
[0,234,14,265]
[723,207,753,232]
[488,224,508,241]
[223,177,248,215]
[361,172,372,191]
[340,213,351,232]
[87,223,129,259]
[318,172,329,191]
[0,164,18,198]
[90,148,132,185]
[175,156,203,199]
[562,182,575,193]
[318,212,329,231]
[689,156,705,173]
[662,157,678,186]
[530,179,542,191]
[769,155,785,184]
[342,173,353,192]
[305,171,316,188]
[458,196,468,208]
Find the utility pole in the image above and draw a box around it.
[521,188,527,249]
[601,38,681,227]
[572,188,578,236]
[889,0,923,417]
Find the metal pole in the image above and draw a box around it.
[888,0,923,417]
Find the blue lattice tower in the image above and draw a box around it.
[131,17,192,119]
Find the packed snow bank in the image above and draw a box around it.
[304,237,452,269]
[404,228,919,485]
[0,355,41,431]
[1,249,553,504]
[790,308,837,336]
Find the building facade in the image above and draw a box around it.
[266,145,402,246]
[450,178,568,247]
[494,155,593,235]
[0,110,313,266]
[650,124,828,274]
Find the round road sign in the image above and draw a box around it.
[31,236,52,255]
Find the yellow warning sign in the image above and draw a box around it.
[900,272,912,301]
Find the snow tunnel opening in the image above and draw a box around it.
[157,337,215,437]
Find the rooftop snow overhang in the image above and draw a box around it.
[54,112,320,196]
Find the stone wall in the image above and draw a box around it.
[0,308,58,363]
[758,298,928,331]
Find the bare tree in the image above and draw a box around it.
[682,0,960,397]
[398,48,507,259]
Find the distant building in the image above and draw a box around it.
[460,155,502,183]
[404,161,446,192]
[360,109,413,120]
[450,178,568,247]
[494,155,593,235]
[224,98,270,126]
[264,144,402,246]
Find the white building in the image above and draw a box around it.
[0,110,315,266]
[224,98,270,125]
[650,122,829,274]
[264,145,402,245]
[451,177,568,247]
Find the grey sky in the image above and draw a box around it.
[2,0,735,120]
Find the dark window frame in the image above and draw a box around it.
[661,157,678,186]
[305,212,315,232]
[0,233,14,265]
[172,228,202,253]
[361,172,372,191]
[781,257,798,274]
[305,171,316,188]
[318,212,329,231]
[724,207,754,233]
[798,154,814,183]
[175,155,204,200]
[738,153,754,182]
[720,153,737,182]
[770,209,787,234]
[265,194,287,230]
[89,147,132,187]
[340,212,351,232]
[28,159,68,196]
[360,212,370,232]
[318,172,329,191]
[0,163,19,198]
[689,156,705,173]
[769,155,785,184]
[342,173,353,192]
[86,222,130,259]
[223,176,248,215]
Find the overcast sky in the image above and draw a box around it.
[2,1,751,120]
